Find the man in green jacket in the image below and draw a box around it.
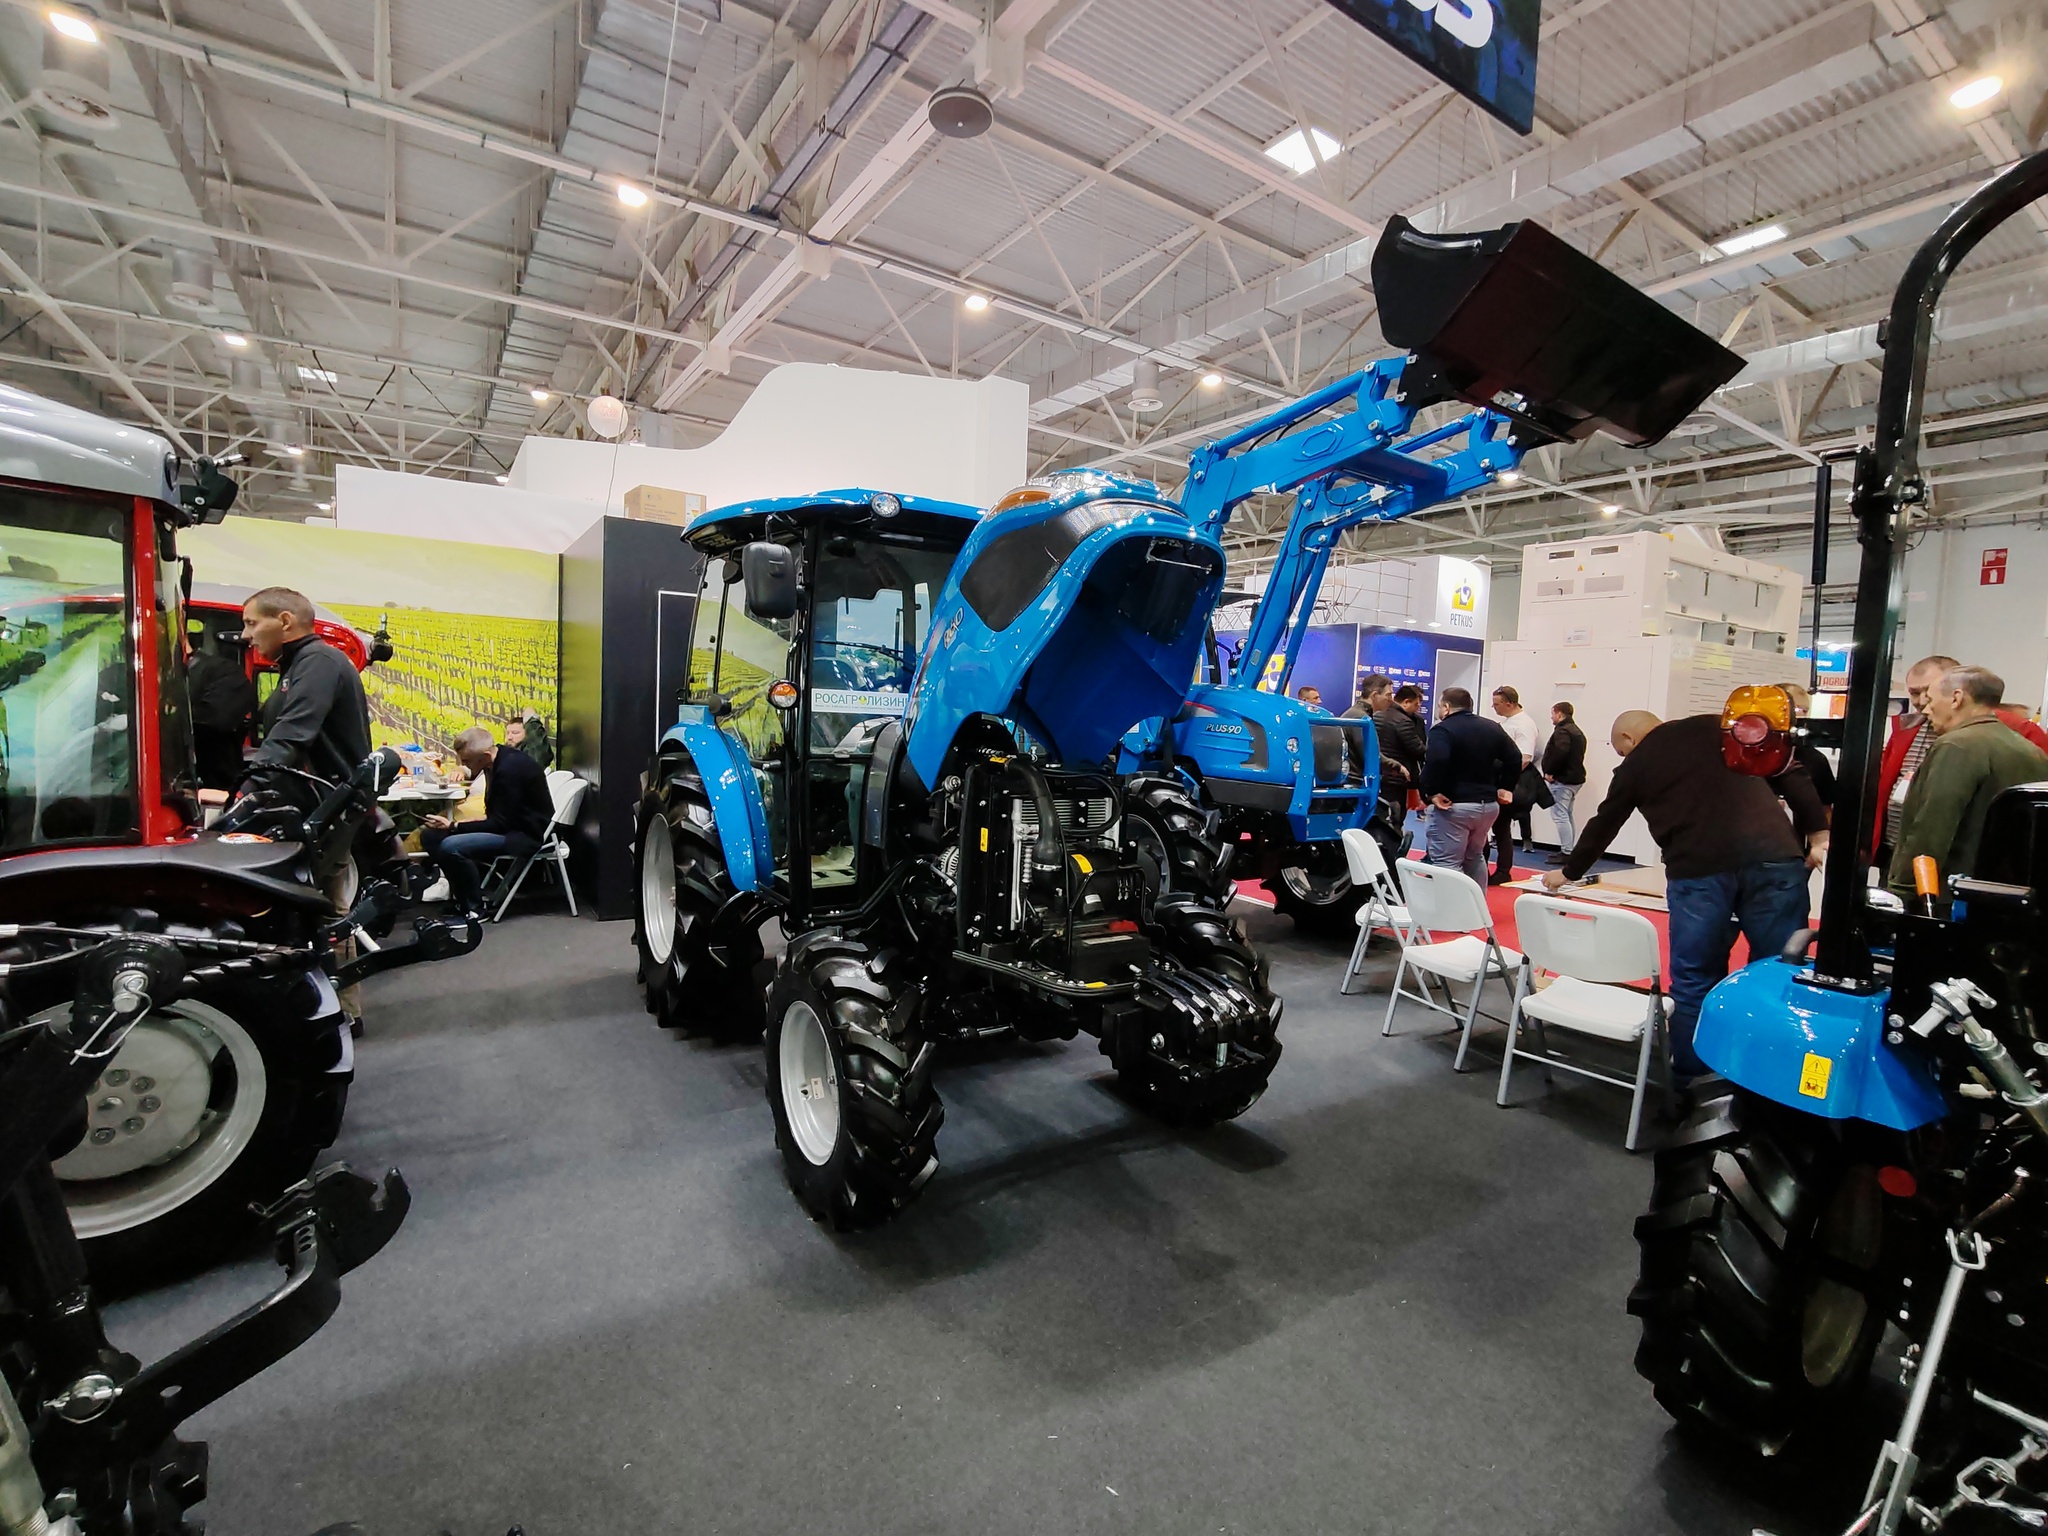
[1890,665,2048,900]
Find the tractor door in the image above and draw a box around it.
[798,530,956,906]
[687,554,795,872]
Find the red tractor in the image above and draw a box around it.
[0,382,473,1281]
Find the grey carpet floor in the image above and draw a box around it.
[104,906,1858,1536]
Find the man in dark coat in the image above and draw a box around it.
[242,587,369,781]
[420,725,557,920]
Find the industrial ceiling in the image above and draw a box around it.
[0,0,2043,574]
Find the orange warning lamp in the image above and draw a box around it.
[1720,684,1795,777]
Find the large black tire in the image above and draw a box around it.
[1629,1089,1893,1456]
[635,786,764,1039]
[1123,776,1232,908]
[1114,898,1283,1125]
[764,930,942,1230]
[1268,847,1365,938]
[52,970,348,1286]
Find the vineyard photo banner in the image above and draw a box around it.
[178,518,559,755]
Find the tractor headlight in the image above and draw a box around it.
[870,491,901,518]
[768,679,800,710]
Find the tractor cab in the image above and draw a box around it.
[0,384,237,870]
[653,489,979,945]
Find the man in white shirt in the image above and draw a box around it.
[1488,685,1541,885]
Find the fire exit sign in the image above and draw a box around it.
[1982,548,2008,586]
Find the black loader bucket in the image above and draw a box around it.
[1372,214,1744,447]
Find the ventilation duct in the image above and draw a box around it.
[1128,359,1164,414]
[169,249,217,313]
[30,29,116,135]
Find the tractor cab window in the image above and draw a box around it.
[0,491,138,850]
[689,554,794,767]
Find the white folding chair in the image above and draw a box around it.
[1380,861,1522,1070]
[1338,827,1416,994]
[488,775,587,921]
[1498,895,1672,1151]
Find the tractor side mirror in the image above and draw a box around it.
[742,541,800,619]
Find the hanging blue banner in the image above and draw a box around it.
[1323,0,1540,135]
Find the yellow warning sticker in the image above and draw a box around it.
[1073,853,1093,874]
[979,827,989,852]
[1799,1052,1833,1099]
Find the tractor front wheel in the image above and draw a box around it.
[1629,1089,1892,1456]
[635,788,763,1039]
[765,932,941,1229]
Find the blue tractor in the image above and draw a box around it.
[1125,216,1746,933]
[1630,146,2048,1522]
[635,475,1272,1225]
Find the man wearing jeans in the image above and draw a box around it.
[420,725,556,920]
[1543,710,1828,1079]
[1419,688,1521,887]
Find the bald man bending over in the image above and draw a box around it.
[1543,710,1829,1080]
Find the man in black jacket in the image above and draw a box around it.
[1374,683,1428,799]
[420,725,557,919]
[1539,701,1588,864]
[242,587,369,780]
[1543,711,1828,1077]
[1419,688,1522,887]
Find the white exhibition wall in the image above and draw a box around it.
[337,363,1028,554]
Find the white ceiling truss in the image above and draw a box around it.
[0,0,2041,569]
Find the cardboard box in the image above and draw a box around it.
[624,484,706,526]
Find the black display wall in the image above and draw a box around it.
[559,517,705,920]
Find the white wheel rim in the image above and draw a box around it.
[641,813,677,965]
[1279,864,1351,905]
[51,999,268,1239]
[778,1000,839,1167]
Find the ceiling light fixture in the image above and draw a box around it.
[47,9,98,44]
[297,365,337,383]
[284,444,305,458]
[616,181,649,209]
[927,84,994,139]
[1600,503,1621,518]
[1263,127,1341,177]
[1949,74,2002,111]
[316,500,333,512]
[495,474,509,485]
[1200,370,1223,388]
[217,331,248,348]
[962,292,990,313]
[1714,223,1787,257]
[530,387,551,403]
[1497,469,1522,484]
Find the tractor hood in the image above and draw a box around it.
[902,472,1225,787]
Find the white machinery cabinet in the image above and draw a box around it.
[1488,528,1802,864]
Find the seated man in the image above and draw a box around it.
[420,725,556,919]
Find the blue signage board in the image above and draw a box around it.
[1214,624,1361,710]
[1324,0,1540,135]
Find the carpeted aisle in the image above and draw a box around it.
[102,911,1851,1536]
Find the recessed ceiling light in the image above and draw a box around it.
[1263,127,1341,177]
[283,444,305,458]
[217,331,248,348]
[962,293,991,312]
[1714,223,1787,257]
[1949,74,2002,111]
[1600,503,1621,517]
[1497,469,1522,484]
[1200,370,1223,388]
[616,182,649,209]
[47,10,98,44]
[530,387,551,403]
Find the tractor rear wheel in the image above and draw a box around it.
[1629,1089,1892,1456]
[635,788,763,1039]
[765,931,941,1229]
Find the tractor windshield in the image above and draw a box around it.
[807,531,957,758]
[0,489,138,851]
